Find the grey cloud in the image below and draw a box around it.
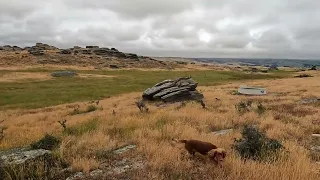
[0,1,38,19]
[66,0,193,19]
[252,28,292,50]
[0,0,320,59]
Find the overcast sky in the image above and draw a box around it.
[0,0,319,59]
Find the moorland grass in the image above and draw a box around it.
[0,74,319,179]
[0,69,291,109]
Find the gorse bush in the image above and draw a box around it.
[233,125,283,161]
[30,134,61,150]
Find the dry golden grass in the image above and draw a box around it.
[0,72,320,179]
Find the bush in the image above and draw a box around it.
[233,125,283,161]
[31,134,61,150]
[256,103,266,115]
[235,101,252,113]
[86,105,98,112]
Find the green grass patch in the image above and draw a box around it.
[0,69,291,109]
[86,105,98,112]
[69,105,100,115]
[64,118,98,136]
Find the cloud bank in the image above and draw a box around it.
[0,0,319,58]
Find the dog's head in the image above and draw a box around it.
[208,148,226,162]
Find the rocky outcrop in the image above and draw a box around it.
[125,53,139,59]
[27,43,58,56]
[12,46,22,51]
[1,45,14,51]
[0,148,60,179]
[92,48,110,56]
[142,77,204,102]
[28,49,45,56]
[111,48,119,52]
[90,48,139,60]
[59,49,72,54]
[110,64,120,69]
[66,144,145,180]
[34,43,58,50]
[86,46,99,49]
[51,71,78,77]
[80,49,92,54]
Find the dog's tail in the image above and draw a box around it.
[172,138,187,143]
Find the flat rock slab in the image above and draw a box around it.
[0,148,51,165]
[0,148,58,179]
[299,98,320,104]
[311,146,320,152]
[105,157,146,175]
[113,144,137,155]
[66,172,86,180]
[66,145,145,180]
[238,86,267,95]
[212,129,233,136]
[51,71,78,77]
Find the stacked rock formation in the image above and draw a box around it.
[27,43,58,55]
[0,45,22,51]
[59,49,72,54]
[142,77,204,102]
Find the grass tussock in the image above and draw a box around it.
[64,118,98,136]
[69,105,100,115]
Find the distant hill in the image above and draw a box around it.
[191,58,320,68]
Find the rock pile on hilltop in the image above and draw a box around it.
[0,43,180,69]
[0,43,147,61]
[0,45,22,51]
[142,77,204,102]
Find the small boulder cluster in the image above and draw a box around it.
[0,45,22,51]
[142,77,204,102]
[26,43,58,56]
[75,46,140,60]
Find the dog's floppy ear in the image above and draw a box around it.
[208,149,217,158]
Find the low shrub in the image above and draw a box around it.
[256,103,266,115]
[30,134,61,150]
[235,101,252,113]
[86,105,98,112]
[233,125,283,161]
